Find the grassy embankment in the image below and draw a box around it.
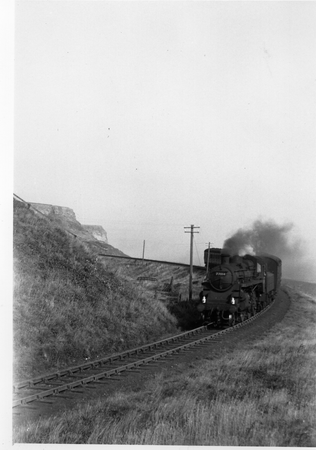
[15,283,316,445]
[13,200,179,380]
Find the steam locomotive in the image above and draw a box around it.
[197,248,282,326]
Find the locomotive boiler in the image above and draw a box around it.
[197,248,282,326]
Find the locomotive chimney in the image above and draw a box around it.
[221,253,230,264]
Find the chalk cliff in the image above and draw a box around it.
[82,225,108,244]
[30,202,124,256]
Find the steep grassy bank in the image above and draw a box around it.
[13,200,178,380]
[15,282,316,445]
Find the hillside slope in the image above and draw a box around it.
[26,198,206,303]
[13,199,178,380]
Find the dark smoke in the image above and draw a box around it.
[223,219,294,256]
[223,219,315,282]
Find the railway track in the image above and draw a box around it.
[13,299,277,410]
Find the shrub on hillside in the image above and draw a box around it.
[167,300,202,330]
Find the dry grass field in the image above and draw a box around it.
[283,278,316,298]
[15,282,316,445]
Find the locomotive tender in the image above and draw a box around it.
[197,248,282,326]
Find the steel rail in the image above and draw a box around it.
[13,324,210,391]
[13,300,274,408]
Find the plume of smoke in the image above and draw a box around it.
[223,219,315,282]
[223,220,294,256]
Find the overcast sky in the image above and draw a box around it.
[14,1,316,280]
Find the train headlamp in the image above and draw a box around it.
[231,297,235,305]
[202,296,206,304]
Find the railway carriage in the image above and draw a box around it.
[197,248,282,326]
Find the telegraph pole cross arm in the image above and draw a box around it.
[184,225,200,301]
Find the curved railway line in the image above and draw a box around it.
[13,290,290,413]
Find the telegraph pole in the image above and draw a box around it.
[184,224,200,301]
[142,240,145,262]
[206,242,214,273]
